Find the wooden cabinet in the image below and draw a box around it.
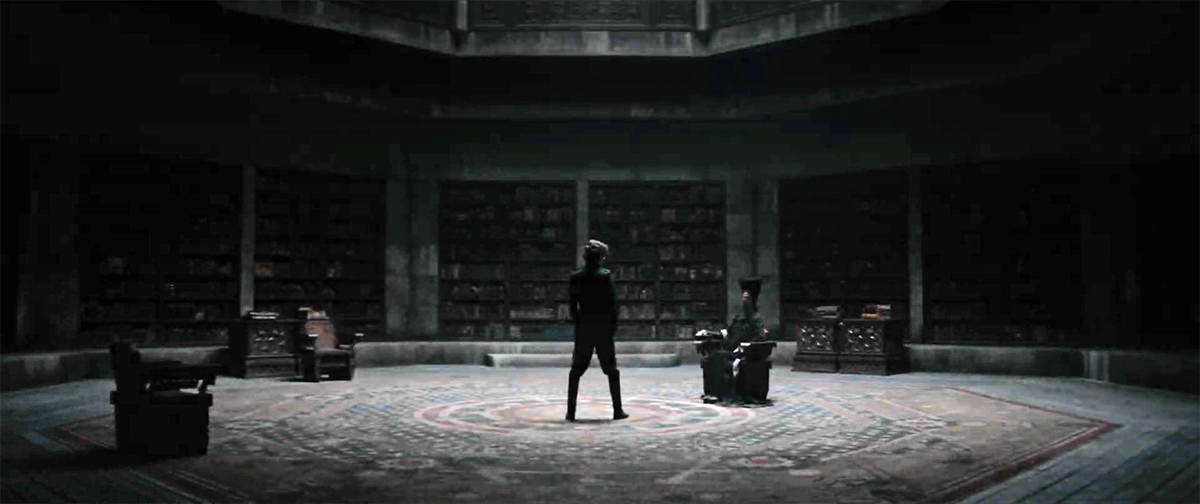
[791,319,839,372]
[792,319,906,375]
[228,319,304,378]
[837,319,907,375]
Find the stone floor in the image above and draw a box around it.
[2,366,1197,503]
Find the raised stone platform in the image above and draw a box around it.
[484,353,680,368]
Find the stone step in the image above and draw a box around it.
[484,353,681,368]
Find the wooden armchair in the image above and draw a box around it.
[109,341,220,456]
[298,318,365,382]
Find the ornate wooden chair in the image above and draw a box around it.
[298,318,364,382]
[734,341,777,404]
[109,341,220,456]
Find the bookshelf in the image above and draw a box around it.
[78,156,241,347]
[439,182,576,340]
[589,182,726,340]
[252,169,385,339]
[923,166,1083,345]
[779,170,909,343]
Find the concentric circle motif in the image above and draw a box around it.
[416,396,754,437]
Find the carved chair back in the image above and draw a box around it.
[305,319,338,350]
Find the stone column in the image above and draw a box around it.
[18,146,80,350]
[385,169,411,341]
[238,166,256,317]
[725,175,753,323]
[410,168,440,339]
[755,178,781,337]
[576,178,589,269]
[907,166,925,343]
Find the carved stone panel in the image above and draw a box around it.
[794,320,837,352]
[251,325,293,356]
[840,321,884,354]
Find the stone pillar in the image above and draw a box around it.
[238,166,256,317]
[695,0,710,46]
[410,169,440,339]
[907,166,925,343]
[453,0,469,49]
[726,175,753,323]
[385,172,411,341]
[18,146,80,350]
[576,178,589,268]
[755,178,780,337]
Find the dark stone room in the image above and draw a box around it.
[2,1,1197,503]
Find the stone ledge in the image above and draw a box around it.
[908,344,1199,394]
[0,347,227,392]
[354,341,797,368]
[484,353,681,368]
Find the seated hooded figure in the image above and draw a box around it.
[695,276,770,404]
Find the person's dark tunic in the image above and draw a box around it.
[568,265,618,374]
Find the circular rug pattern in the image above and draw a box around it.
[415,395,754,437]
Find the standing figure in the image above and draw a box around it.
[566,239,629,422]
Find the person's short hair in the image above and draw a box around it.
[583,239,609,262]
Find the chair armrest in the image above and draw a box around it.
[337,333,366,351]
[298,333,319,352]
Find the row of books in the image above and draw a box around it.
[256,241,377,259]
[441,302,505,320]
[509,305,571,320]
[441,225,572,242]
[255,261,380,279]
[82,302,156,320]
[609,264,726,282]
[443,322,509,339]
[162,303,237,321]
[590,186,721,206]
[93,281,156,298]
[440,264,576,281]
[444,206,576,223]
[657,302,722,320]
[799,304,893,320]
[98,257,156,276]
[252,302,382,320]
[164,279,238,298]
[443,283,509,300]
[256,220,377,239]
[255,282,380,299]
[591,225,722,243]
[591,207,723,225]
[159,260,236,277]
[442,186,574,206]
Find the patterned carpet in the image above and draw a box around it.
[31,369,1116,503]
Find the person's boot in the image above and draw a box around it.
[608,370,629,420]
[566,371,580,422]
